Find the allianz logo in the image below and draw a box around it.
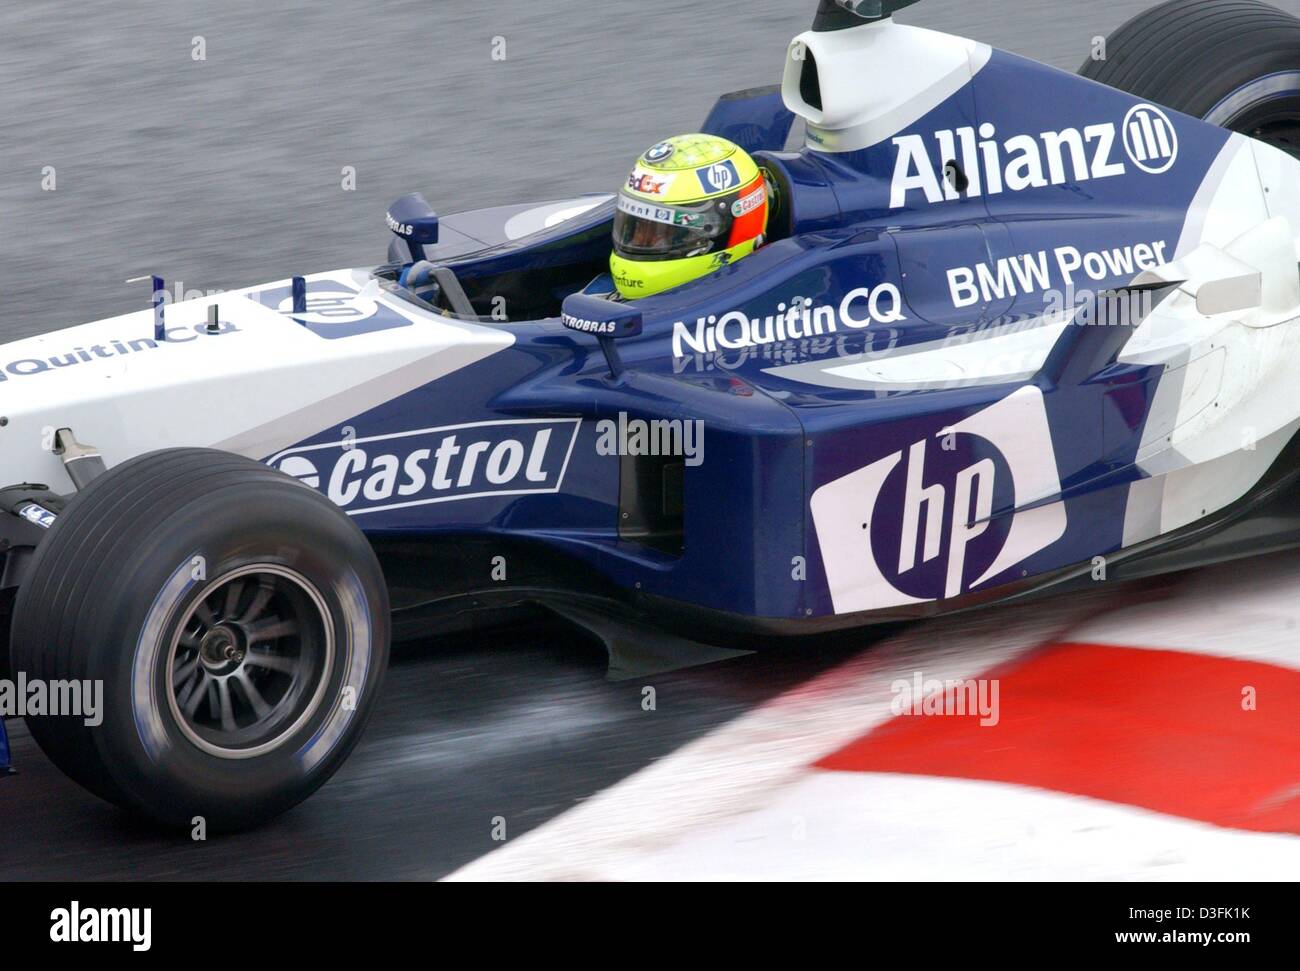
[268,418,581,516]
[890,103,1179,209]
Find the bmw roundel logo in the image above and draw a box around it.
[644,141,675,163]
[1122,103,1178,175]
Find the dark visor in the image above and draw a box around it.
[612,193,732,261]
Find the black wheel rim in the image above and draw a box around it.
[1204,71,1300,160]
[166,565,334,759]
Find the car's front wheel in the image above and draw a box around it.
[9,448,389,830]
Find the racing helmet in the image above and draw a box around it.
[611,134,769,299]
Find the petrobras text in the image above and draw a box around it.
[561,313,621,335]
[268,418,581,516]
[671,286,906,358]
[385,211,415,236]
[890,104,1179,209]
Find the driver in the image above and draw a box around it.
[609,134,770,299]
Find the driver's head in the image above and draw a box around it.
[611,134,768,299]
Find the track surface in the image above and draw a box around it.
[3,1,1300,879]
[1,626,870,879]
[5,0,1299,342]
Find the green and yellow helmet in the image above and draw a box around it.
[611,133,769,299]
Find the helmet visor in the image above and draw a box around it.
[612,193,731,261]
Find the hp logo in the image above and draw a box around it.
[1122,103,1178,174]
[703,162,735,191]
[277,290,378,326]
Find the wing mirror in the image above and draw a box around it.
[560,292,643,378]
[386,192,440,260]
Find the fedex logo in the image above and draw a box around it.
[627,169,674,196]
[811,387,1068,612]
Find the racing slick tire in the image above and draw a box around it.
[8,448,389,830]
[1081,0,1300,157]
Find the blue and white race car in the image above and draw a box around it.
[2,0,1299,827]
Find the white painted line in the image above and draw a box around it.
[446,591,1111,881]
[1071,552,1300,670]
[594,772,1300,882]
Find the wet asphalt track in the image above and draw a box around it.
[1,626,870,879]
[4,0,1300,879]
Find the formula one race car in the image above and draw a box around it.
[3,0,1299,827]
